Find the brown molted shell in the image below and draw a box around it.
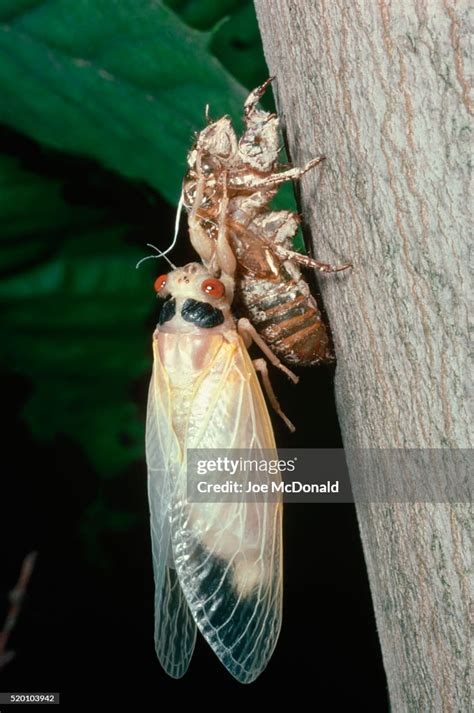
[183,81,336,367]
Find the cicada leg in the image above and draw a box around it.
[243,76,275,121]
[252,358,296,433]
[215,176,236,276]
[237,317,299,384]
[188,155,217,268]
[228,156,325,192]
[273,245,353,273]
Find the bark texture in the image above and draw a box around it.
[254,1,471,711]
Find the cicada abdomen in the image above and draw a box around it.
[183,79,350,367]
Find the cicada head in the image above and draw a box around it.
[188,117,238,171]
[155,263,234,332]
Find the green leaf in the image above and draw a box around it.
[0,152,153,476]
[0,0,248,204]
[0,2,307,479]
[210,3,271,96]
[165,0,243,30]
[165,0,269,93]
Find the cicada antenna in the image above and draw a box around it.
[135,191,184,270]
[135,244,177,270]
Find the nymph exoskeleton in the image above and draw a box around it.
[183,78,351,366]
[144,193,298,680]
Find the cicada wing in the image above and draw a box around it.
[171,339,283,683]
[153,563,197,678]
[146,353,196,678]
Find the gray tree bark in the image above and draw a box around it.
[254,1,472,711]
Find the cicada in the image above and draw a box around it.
[183,78,351,366]
[146,247,294,681]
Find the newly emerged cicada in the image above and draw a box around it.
[183,78,350,366]
[145,236,297,680]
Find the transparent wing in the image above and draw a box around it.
[171,338,283,683]
[146,353,197,678]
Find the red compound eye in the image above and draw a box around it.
[201,278,225,299]
[154,274,167,293]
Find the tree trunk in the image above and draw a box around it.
[254,2,471,711]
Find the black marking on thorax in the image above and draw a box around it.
[158,296,176,325]
[181,298,224,328]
